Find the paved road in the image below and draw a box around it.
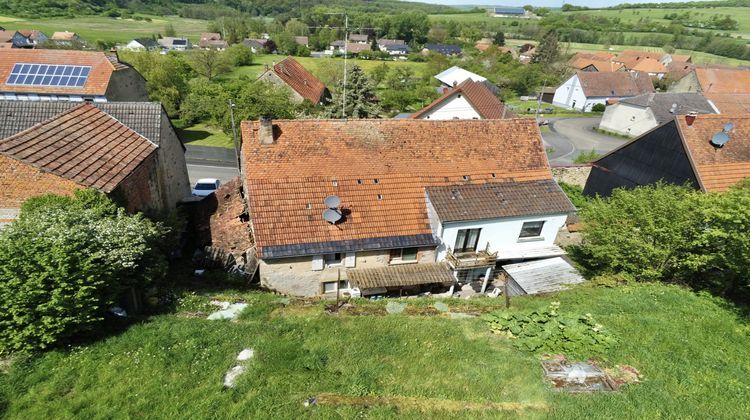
[542,117,627,165]
[187,163,239,186]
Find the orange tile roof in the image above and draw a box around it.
[0,103,157,193]
[669,54,691,62]
[704,93,750,113]
[0,49,124,96]
[411,79,507,119]
[631,57,667,74]
[676,113,750,192]
[241,119,553,257]
[696,67,750,93]
[569,57,624,72]
[268,56,328,104]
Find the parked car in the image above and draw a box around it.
[192,178,221,196]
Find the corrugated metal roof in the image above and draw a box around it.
[348,262,455,289]
[502,257,585,296]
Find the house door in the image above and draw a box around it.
[454,228,481,253]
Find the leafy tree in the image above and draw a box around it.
[371,62,390,86]
[164,23,177,37]
[494,31,505,47]
[326,65,380,118]
[187,49,233,81]
[121,51,192,116]
[0,190,167,354]
[385,66,418,91]
[226,44,254,66]
[531,30,560,66]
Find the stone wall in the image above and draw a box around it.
[551,165,592,188]
[107,68,149,102]
[115,154,164,214]
[156,110,192,209]
[259,247,437,296]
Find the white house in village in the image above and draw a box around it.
[434,66,487,88]
[411,79,508,120]
[239,118,574,297]
[599,92,717,137]
[552,71,655,112]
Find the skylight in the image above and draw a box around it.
[6,64,92,88]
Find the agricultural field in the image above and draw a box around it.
[1,281,748,418]
[0,14,208,43]
[565,7,750,38]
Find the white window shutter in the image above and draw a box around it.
[312,255,324,271]
[344,252,356,268]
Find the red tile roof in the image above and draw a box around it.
[704,93,750,113]
[240,119,554,257]
[0,49,127,96]
[676,113,750,192]
[268,56,328,104]
[631,57,667,74]
[411,79,508,119]
[577,71,655,97]
[0,103,157,193]
[696,67,750,93]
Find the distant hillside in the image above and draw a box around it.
[0,0,458,19]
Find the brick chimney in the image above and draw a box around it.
[259,117,274,144]
[685,112,697,127]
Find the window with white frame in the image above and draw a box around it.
[322,280,349,293]
[390,247,418,263]
[519,221,545,239]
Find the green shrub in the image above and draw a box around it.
[483,302,615,358]
[0,190,167,354]
[591,103,606,112]
[558,181,590,209]
[573,148,601,163]
[576,181,750,299]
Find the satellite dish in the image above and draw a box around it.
[324,195,341,209]
[669,103,677,113]
[710,132,730,148]
[323,209,343,224]
[723,122,734,133]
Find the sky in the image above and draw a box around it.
[422,0,713,8]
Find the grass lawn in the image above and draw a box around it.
[228,54,432,80]
[177,123,233,149]
[1,282,749,418]
[0,14,208,43]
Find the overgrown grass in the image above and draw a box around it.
[177,123,233,149]
[1,282,749,418]
[573,149,601,164]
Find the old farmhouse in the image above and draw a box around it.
[239,119,574,296]
[257,56,330,105]
[0,102,190,224]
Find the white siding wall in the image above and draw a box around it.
[599,103,658,137]
[552,75,588,111]
[436,213,568,261]
[417,94,482,120]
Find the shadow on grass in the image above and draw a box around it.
[177,128,212,144]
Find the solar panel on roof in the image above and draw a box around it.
[6,63,92,88]
[173,39,187,45]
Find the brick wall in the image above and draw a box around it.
[0,154,80,208]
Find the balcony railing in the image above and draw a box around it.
[445,246,497,270]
